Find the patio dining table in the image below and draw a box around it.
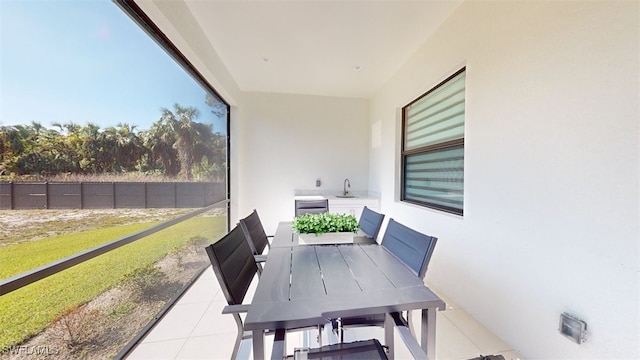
[243,221,446,359]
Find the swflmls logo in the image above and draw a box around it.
[1,345,60,356]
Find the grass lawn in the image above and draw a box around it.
[0,222,160,279]
[0,214,226,350]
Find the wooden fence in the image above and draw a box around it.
[0,182,225,209]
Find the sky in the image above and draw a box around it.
[0,0,227,134]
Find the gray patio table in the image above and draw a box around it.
[244,221,446,360]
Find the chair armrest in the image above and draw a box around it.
[390,312,428,359]
[222,304,251,315]
[254,254,268,263]
[322,307,428,359]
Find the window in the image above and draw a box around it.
[0,1,230,357]
[401,68,466,215]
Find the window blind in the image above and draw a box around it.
[404,70,465,150]
[402,68,465,215]
[404,144,464,211]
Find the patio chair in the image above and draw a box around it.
[205,225,260,360]
[273,311,429,360]
[206,225,325,359]
[357,206,385,243]
[380,218,437,279]
[294,199,329,216]
[238,209,272,272]
[338,219,437,339]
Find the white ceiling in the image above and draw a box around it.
[139,1,462,99]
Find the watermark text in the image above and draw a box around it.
[1,345,60,356]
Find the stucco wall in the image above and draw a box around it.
[369,1,639,358]
[236,92,370,234]
[151,0,639,356]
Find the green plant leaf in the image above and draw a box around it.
[292,212,359,234]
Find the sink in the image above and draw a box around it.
[335,194,357,198]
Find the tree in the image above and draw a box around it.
[77,123,104,173]
[101,123,144,173]
[0,126,22,176]
[205,93,227,120]
[158,104,214,180]
[1,102,227,182]
[145,119,179,176]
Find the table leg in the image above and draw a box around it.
[421,308,437,360]
[385,313,395,359]
[272,329,286,360]
[253,329,265,360]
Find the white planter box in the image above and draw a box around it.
[297,230,374,245]
[298,232,354,245]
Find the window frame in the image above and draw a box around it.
[115,0,232,229]
[401,67,466,216]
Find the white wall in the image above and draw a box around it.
[145,1,373,233]
[235,92,370,234]
[370,1,639,359]
[154,0,639,357]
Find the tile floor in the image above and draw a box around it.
[125,268,525,360]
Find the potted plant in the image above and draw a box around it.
[292,212,360,244]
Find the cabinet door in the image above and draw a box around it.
[329,199,379,220]
[330,205,359,218]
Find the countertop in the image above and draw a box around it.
[294,192,379,200]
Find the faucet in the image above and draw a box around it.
[343,178,351,196]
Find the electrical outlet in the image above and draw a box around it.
[315,179,321,187]
[559,312,587,344]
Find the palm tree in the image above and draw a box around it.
[205,93,227,120]
[29,121,44,138]
[106,123,144,172]
[0,126,19,176]
[77,123,104,173]
[145,120,179,176]
[158,104,214,180]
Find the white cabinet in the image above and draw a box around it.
[328,197,379,220]
[294,193,380,220]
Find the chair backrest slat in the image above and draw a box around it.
[239,209,269,255]
[358,206,385,241]
[380,219,437,279]
[205,226,258,305]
